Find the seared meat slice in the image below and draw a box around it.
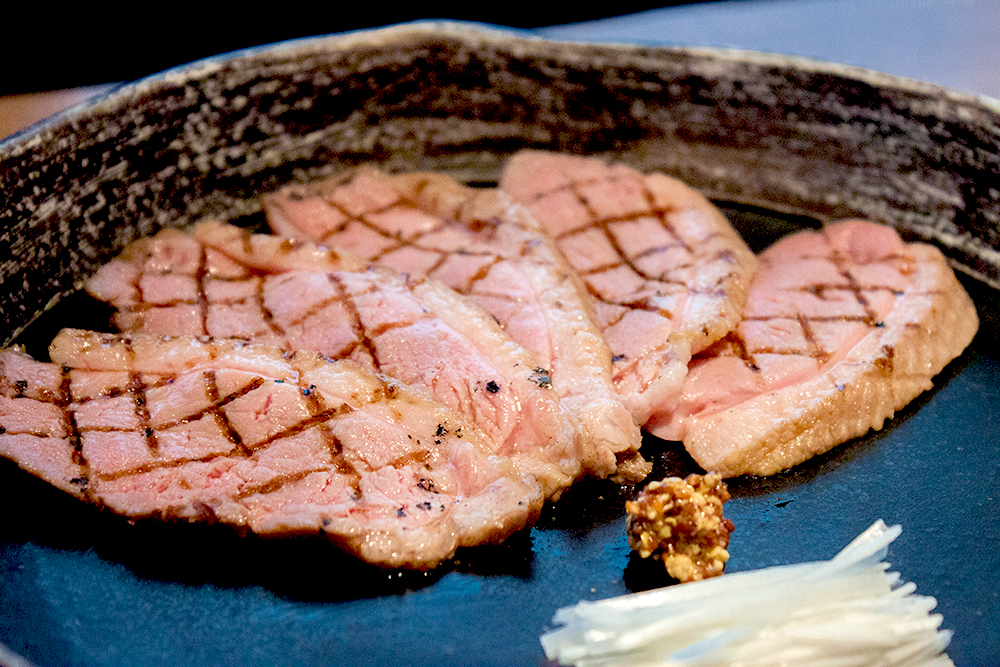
[84,223,363,337]
[500,150,757,428]
[650,220,979,477]
[264,168,647,482]
[0,331,544,569]
[86,223,585,498]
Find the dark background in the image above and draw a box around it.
[1,2,730,95]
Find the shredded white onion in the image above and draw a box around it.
[540,521,953,667]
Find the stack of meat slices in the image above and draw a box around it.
[84,221,586,499]
[499,152,978,477]
[500,151,759,427]
[0,149,980,569]
[263,168,646,483]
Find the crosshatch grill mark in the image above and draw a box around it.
[530,174,741,318]
[57,365,92,497]
[721,242,911,373]
[28,339,421,499]
[304,186,543,309]
[123,336,158,455]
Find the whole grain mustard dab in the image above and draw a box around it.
[625,472,734,582]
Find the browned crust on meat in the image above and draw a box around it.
[682,240,979,477]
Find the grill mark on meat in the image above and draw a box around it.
[711,237,925,374]
[104,379,357,487]
[3,333,548,569]
[58,367,87,470]
[643,186,693,251]
[312,195,508,298]
[821,244,885,328]
[566,179,663,284]
[70,375,175,404]
[647,219,979,477]
[502,151,759,433]
[73,374,362,493]
[123,337,159,455]
[633,243,687,264]
[420,245,453,278]
[268,174,646,483]
[537,174,686,241]
[718,331,761,372]
[250,403,354,452]
[203,370,255,457]
[271,177,566,327]
[254,275,288,342]
[96,450,235,481]
[325,273,381,372]
[235,469,327,499]
[604,309,630,329]
[796,313,827,365]
[461,254,506,295]
[91,236,583,492]
[367,317,433,338]
[555,176,696,263]
[616,300,674,323]
[724,251,911,371]
[195,245,211,336]
[315,195,400,247]
[293,365,361,485]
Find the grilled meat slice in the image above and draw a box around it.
[0,331,544,569]
[648,220,979,477]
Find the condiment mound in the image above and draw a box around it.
[626,472,734,582]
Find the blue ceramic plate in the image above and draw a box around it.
[1,22,998,666]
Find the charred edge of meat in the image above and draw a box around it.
[465,215,502,234]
